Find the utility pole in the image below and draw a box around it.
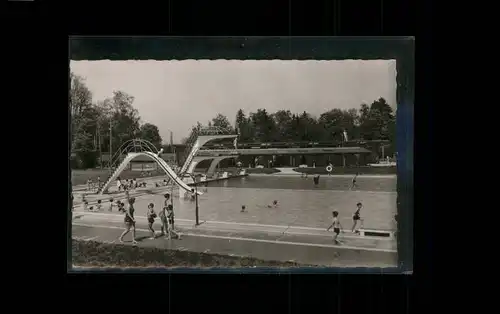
[109,120,112,170]
[170,130,176,165]
[98,122,103,169]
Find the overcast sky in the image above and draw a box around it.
[70,60,396,144]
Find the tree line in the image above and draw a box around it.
[184,98,396,149]
[71,71,396,169]
[70,72,162,169]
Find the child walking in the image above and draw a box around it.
[351,202,364,233]
[119,197,137,245]
[146,203,157,240]
[327,211,344,245]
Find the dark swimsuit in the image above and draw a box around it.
[124,205,135,225]
[167,211,174,226]
[353,209,360,221]
[147,210,155,224]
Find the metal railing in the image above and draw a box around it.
[97,139,159,194]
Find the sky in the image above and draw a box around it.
[70,60,397,144]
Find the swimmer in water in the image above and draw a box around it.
[350,172,359,190]
[327,211,344,245]
[351,202,363,233]
[313,174,320,186]
[267,200,278,208]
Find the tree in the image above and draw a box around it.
[211,113,233,132]
[319,109,358,143]
[359,97,395,141]
[250,109,276,142]
[108,91,141,153]
[70,73,93,118]
[272,110,293,140]
[235,109,254,142]
[70,72,99,168]
[235,109,246,131]
[139,123,163,148]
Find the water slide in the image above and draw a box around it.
[99,152,202,195]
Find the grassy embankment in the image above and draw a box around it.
[72,240,310,268]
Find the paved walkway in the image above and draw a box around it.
[72,212,396,252]
[72,224,397,267]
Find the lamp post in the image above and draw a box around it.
[109,120,113,170]
[164,129,176,165]
[186,173,200,226]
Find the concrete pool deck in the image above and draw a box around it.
[72,221,397,267]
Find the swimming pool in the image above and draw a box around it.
[126,175,397,231]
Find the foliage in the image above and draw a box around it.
[211,113,233,132]
[139,123,163,148]
[70,72,162,169]
[71,69,396,170]
[203,97,395,152]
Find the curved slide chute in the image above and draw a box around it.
[99,152,202,195]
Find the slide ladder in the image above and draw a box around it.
[165,127,200,186]
[166,126,235,185]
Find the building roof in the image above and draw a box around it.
[197,147,371,156]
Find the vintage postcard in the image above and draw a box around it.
[69,37,413,271]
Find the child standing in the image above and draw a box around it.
[117,201,125,213]
[146,203,157,240]
[119,197,137,244]
[116,177,122,192]
[167,204,181,239]
[350,172,359,190]
[159,204,169,238]
[108,198,114,212]
[327,211,343,245]
[95,200,102,212]
[351,202,364,233]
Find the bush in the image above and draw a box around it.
[76,151,98,169]
[72,240,311,268]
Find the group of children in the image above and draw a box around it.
[86,177,101,192]
[82,197,126,213]
[326,202,364,245]
[118,193,180,245]
[116,177,147,192]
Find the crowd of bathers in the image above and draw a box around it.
[78,172,395,246]
[81,189,181,245]
[85,176,147,192]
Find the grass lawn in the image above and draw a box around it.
[71,169,165,186]
[71,240,311,268]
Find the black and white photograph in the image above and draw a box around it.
[70,58,399,268]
